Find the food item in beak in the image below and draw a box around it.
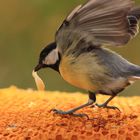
[32,70,45,91]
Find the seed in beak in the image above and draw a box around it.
[32,70,45,91]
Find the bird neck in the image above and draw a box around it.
[49,52,61,73]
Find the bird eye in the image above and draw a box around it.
[64,20,69,26]
[87,46,93,52]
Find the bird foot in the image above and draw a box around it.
[51,109,89,119]
[95,103,121,111]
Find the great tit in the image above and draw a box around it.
[34,0,140,117]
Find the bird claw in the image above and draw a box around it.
[95,103,121,112]
[51,109,89,119]
[51,109,73,115]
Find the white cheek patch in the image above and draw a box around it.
[44,48,59,65]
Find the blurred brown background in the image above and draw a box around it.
[0,0,140,95]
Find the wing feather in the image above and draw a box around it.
[56,0,140,53]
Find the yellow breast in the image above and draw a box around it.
[59,56,96,91]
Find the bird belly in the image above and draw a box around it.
[60,66,129,95]
[59,60,96,90]
[60,69,94,90]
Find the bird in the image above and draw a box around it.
[34,0,140,117]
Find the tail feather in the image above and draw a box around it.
[128,64,140,82]
[133,75,140,79]
[133,66,140,78]
[128,65,140,84]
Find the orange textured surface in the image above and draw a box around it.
[0,87,140,140]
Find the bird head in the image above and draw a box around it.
[34,42,60,72]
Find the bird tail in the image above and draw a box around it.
[127,7,140,37]
[128,65,140,81]
[133,73,140,79]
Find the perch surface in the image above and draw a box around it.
[0,86,140,140]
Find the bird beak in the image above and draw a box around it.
[34,64,44,72]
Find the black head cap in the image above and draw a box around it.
[34,42,60,72]
[39,42,57,63]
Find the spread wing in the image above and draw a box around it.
[55,0,140,53]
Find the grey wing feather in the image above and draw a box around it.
[56,0,140,53]
[127,7,140,36]
[129,6,140,19]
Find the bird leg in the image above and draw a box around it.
[51,91,96,118]
[91,88,124,111]
[95,95,120,111]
